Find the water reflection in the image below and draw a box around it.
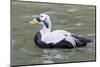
[40,42,95,63]
[41,49,69,63]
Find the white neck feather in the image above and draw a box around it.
[40,17,51,39]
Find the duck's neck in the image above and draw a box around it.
[40,19,51,39]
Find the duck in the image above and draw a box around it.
[29,13,92,49]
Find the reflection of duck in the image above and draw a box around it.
[29,13,92,48]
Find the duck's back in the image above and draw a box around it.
[41,30,71,43]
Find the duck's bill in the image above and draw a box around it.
[29,19,39,25]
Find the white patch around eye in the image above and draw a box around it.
[40,17,45,21]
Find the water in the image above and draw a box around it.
[11,1,96,66]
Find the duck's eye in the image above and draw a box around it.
[40,16,43,17]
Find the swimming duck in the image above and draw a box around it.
[29,13,92,48]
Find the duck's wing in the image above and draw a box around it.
[41,30,75,45]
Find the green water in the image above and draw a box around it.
[11,1,96,66]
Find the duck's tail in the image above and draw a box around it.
[72,35,93,47]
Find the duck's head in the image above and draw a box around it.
[29,13,51,28]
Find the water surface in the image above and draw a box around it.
[11,1,96,66]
